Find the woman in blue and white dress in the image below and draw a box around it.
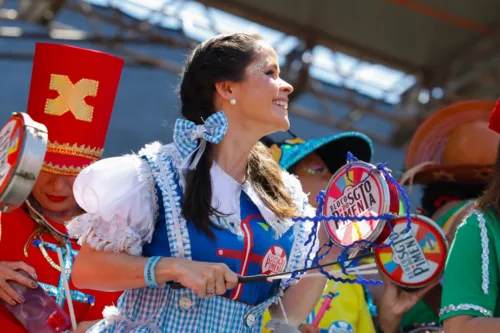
[66,33,336,332]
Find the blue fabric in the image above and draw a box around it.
[143,190,294,305]
[174,111,228,159]
[277,132,373,170]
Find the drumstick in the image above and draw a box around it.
[341,262,377,271]
[240,251,376,283]
[303,262,377,277]
[56,247,77,331]
[167,251,375,288]
[266,268,379,282]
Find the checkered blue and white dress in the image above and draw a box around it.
[67,142,316,333]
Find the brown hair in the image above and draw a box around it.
[179,33,297,238]
[476,143,500,216]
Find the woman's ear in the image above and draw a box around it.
[214,81,234,102]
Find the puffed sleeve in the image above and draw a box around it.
[440,210,499,321]
[66,155,157,256]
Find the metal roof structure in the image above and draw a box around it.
[1,0,500,147]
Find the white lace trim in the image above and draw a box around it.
[142,143,191,260]
[475,211,490,295]
[138,142,164,224]
[440,303,493,317]
[67,214,147,255]
[280,170,316,289]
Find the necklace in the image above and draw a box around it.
[25,200,74,239]
[23,201,74,273]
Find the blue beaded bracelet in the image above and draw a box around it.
[144,256,162,288]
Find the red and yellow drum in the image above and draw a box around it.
[0,112,47,210]
[323,161,400,247]
[375,215,448,289]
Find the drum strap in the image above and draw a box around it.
[421,201,476,314]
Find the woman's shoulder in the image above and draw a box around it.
[138,141,182,162]
[72,141,183,214]
[451,208,500,253]
[77,142,181,180]
[461,208,499,232]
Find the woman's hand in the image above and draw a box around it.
[165,259,239,298]
[0,261,38,305]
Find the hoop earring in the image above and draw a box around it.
[230,98,237,105]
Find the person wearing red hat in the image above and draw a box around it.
[0,43,124,332]
[440,99,500,332]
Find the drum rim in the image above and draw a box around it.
[0,115,26,197]
[322,160,391,247]
[374,213,449,288]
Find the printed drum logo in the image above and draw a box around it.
[261,246,287,275]
[324,162,387,247]
[327,177,381,226]
[375,215,448,289]
[389,224,432,283]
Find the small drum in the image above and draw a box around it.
[323,161,400,247]
[0,112,47,210]
[375,215,448,289]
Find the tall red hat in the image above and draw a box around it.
[26,43,124,176]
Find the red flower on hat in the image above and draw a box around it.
[489,98,500,134]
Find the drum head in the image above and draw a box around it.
[0,116,26,195]
[375,214,448,289]
[323,161,391,247]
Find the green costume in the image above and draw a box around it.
[440,207,500,321]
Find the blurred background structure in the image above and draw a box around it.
[1,0,500,205]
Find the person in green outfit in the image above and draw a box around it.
[440,100,500,332]
[376,100,500,333]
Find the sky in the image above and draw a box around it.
[84,0,417,105]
